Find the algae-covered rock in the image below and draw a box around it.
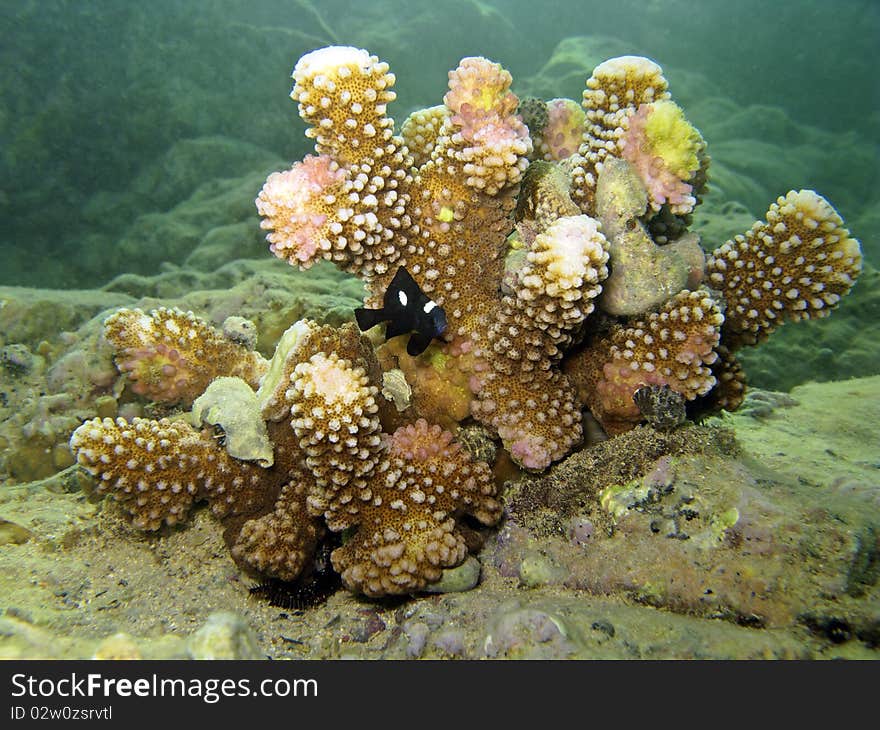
[595,158,704,316]
[483,603,575,659]
[92,632,143,660]
[498,379,880,634]
[423,556,482,593]
[0,519,34,545]
[517,551,568,588]
[191,376,273,467]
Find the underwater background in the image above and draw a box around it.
[0,0,878,659]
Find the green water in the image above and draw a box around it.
[2,0,876,282]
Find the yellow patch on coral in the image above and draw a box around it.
[477,86,504,111]
[643,100,702,177]
[427,346,449,370]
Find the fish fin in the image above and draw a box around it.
[384,317,412,339]
[354,307,386,332]
[390,266,416,293]
[406,331,433,357]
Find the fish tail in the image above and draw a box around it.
[354,307,386,332]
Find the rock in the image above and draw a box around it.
[517,551,567,588]
[567,516,595,547]
[595,158,705,316]
[93,633,142,660]
[423,556,481,593]
[1,344,35,375]
[347,609,386,643]
[191,377,274,467]
[403,621,430,659]
[484,603,575,659]
[431,629,466,657]
[0,519,34,545]
[186,612,262,660]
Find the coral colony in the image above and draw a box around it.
[70,47,862,597]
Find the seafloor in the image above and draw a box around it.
[0,264,877,657]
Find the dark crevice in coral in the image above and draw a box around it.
[248,536,341,611]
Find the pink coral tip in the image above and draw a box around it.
[444,57,517,118]
[507,434,551,471]
[255,154,344,266]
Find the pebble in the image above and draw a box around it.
[0,519,34,546]
[1,344,35,374]
[186,611,262,660]
[222,316,258,350]
[348,609,386,643]
[567,516,595,547]
[484,606,573,659]
[424,555,481,593]
[432,629,466,657]
[403,621,430,658]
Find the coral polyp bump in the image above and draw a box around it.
[69,46,862,599]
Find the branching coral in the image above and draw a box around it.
[71,311,501,596]
[471,214,609,469]
[256,46,409,276]
[619,99,705,215]
[290,349,501,595]
[283,344,500,595]
[531,98,586,163]
[70,47,864,601]
[566,289,724,434]
[567,55,671,214]
[254,45,862,468]
[401,105,450,168]
[706,189,862,349]
[106,307,267,407]
[257,46,612,470]
[331,418,500,597]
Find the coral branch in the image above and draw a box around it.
[707,189,862,348]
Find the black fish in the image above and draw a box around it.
[354,266,447,356]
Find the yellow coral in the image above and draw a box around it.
[641,100,702,178]
[376,337,475,431]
